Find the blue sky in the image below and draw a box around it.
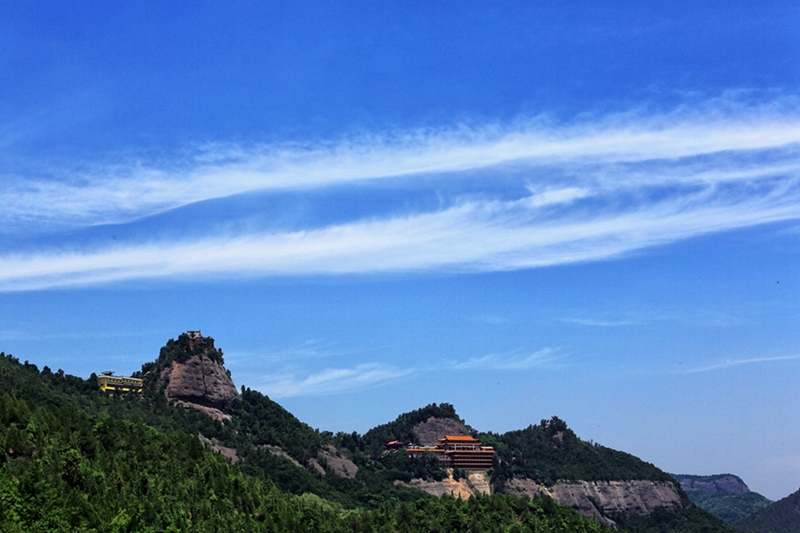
[2,2,800,500]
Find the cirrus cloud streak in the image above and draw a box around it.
[2,173,799,290]
[2,100,800,290]
[3,99,800,230]
[682,355,800,374]
[251,363,414,398]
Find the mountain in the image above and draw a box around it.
[736,487,800,533]
[0,332,748,532]
[0,349,625,532]
[340,400,740,531]
[672,474,773,523]
[0,353,624,532]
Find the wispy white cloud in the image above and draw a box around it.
[3,99,799,230]
[451,348,558,370]
[2,99,800,289]
[225,339,384,367]
[241,346,558,397]
[682,354,800,374]
[252,363,414,398]
[2,173,799,290]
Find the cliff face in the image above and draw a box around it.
[158,356,238,410]
[504,479,687,527]
[148,331,239,418]
[673,474,750,495]
[403,473,685,527]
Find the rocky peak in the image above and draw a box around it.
[144,331,239,418]
[413,416,472,446]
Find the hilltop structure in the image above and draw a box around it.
[404,435,495,470]
[97,371,143,393]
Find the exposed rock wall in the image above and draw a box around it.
[198,435,239,463]
[403,472,685,526]
[504,479,686,527]
[399,472,491,499]
[148,332,239,419]
[320,445,359,479]
[673,474,750,494]
[159,356,238,410]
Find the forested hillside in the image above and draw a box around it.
[672,474,773,524]
[735,488,800,533]
[0,383,612,532]
[0,352,618,532]
[327,400,742,533]
[689,491,774,524]
[483,417,675,489]
[0,347,746,533]
[0,351,432,510]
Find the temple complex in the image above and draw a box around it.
[404,435,495,470]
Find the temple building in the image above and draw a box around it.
[97,371,143,394]
[404,435,495,470]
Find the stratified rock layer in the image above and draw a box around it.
[505,479,686,527]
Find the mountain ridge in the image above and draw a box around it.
[0,332,750,532]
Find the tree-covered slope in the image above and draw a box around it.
[671,473,772,524]
[611,506,746,533]
[735,488,800,533]
[483,416,675,488]
[0,380,624,532]
[0,351,434,509]
[0,386,313,532]
[0,347,751,533]
[687,491,774,524]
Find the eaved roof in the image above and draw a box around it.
[439,435,481,442]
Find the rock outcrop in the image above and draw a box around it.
[673,474,750,495]
[413,416,472,446]
[148,331,238,419]
[159,356,238,411]
[504,479,687,527]
[320,445,359,479]
[198,435,239,463]
[400,472,491,499]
